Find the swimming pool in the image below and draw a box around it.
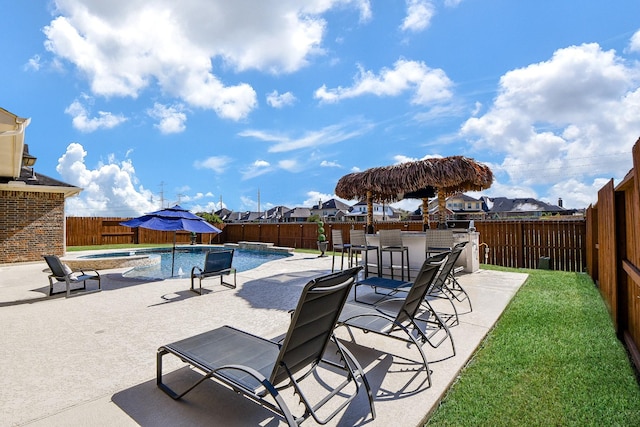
[79,246,292,279]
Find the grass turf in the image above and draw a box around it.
[424,267,640,426]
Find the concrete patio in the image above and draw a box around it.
[0,252,528,426]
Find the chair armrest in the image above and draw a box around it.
[79,269,100,277]
[191,266,203,277]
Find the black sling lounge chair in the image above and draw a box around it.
[44,255,101,298]
[426,242,472,327]
[157,266,375,426]
[441,242,473,312]
[337,261,442,388]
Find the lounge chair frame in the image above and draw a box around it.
[337,261,443,386]
[190,249,236,294]
[427,242,472,326]
[157,266,375,426]
[44,255,101,298]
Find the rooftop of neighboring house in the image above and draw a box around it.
[214,193,573,223]
[483,196,566,213]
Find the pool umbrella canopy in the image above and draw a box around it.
[335,156,493,231]
[120,205,222,276]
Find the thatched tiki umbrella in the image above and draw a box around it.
[335,156,493,232]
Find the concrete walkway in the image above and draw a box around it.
[0,252,528,426]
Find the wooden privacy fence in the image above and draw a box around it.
[473,219,585,272]
[67,217,586,272]
[586,137,640,372]
[65,217,223,246]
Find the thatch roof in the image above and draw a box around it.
[335,156,493,203]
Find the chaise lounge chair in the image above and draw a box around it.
[157,266,375,426]
[426,242,472,327]
[43,255,101,298]
[336,260,444,388]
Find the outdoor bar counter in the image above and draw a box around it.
[365,230,480,278]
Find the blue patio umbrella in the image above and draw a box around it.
[120,205,222,276]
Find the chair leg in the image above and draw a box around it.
[331,249,336,272]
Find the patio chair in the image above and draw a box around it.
[424,229,454,257]
[441,242,473,313]
[426,242,471,327]
[353,251,449,305]
[43,255,101,298]
[190,249,236,294]
[379,229,410,281]
[349,229,381,278]
[331,229,351,272]
[157,266,375,426]
[337,260,444,387]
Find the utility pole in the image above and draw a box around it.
[159,181,165,208]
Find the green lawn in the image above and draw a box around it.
[424,266,640,426]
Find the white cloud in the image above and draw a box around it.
[547,177,611,209]
[266,90,297,108]
[24,55,41,71]
[147,103,187,134]
[241,159,273,180]
[393,153,442,164]
[64,99,127,132]
[401,0,435,33]
[444,0,463,7]
[461,43,640,208]
[194,156,232,173]
[253,159,270,168]
[190,201,222,213]
[278,159,299,171]
[629,29,640,53]
[320,160,341,167]
[57,143,158,216]
[304,191,336,208]
[42,1,371,120]
[314,59,453,105]
[239,120,374,152]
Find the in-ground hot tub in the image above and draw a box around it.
[62,250,159,271]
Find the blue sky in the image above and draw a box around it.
[2,1,640,216]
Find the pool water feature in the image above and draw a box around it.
[79,246,292,280]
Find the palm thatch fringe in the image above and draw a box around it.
[335,156,493,230]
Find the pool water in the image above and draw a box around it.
[82,246,292,279]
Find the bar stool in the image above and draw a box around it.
[331,229,351,272]
[379,229,410,281]
[349,229,380,278]
[425,229,454,257]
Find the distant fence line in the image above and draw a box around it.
[66,217,586,272]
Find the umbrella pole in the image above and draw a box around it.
[171,232,176,276]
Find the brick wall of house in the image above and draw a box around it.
[0,190,65,263]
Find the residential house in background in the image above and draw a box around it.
[312,198,350,222]
[261,205,291,222]
[0,107,82,263]
[343,200,400,222]
[482,196,568,218]
[214,208,233,221]
[445,193,486,220]
[282,207,311,223]
[213,194,576,225]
